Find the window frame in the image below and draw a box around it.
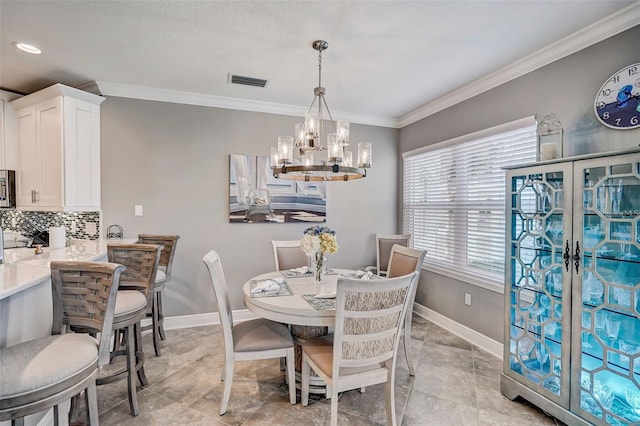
[402,116,537,294]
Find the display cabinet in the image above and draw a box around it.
[501,149,640,425]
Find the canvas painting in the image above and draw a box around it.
[229,154,326,223]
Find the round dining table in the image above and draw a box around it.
[242,270,350,326]
[242,269,355,394]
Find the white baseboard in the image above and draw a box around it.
[159,305,503,360]
[158,309,258,330]
[412,303,503,359]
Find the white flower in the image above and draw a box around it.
[300,234,320,256]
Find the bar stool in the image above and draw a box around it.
[0,261,124,425]
[137,234,180,357]
[99,243,161,416]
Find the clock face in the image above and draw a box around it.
[594,62,640,130]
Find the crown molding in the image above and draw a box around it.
[89,80,401,128]
[11,83,105,109]
[399,2,640,128]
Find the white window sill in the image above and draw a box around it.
[421,263,505,295]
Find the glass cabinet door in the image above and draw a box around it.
[572,153,640,425]
[505,163,573,407]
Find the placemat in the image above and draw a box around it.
[250,279,293,298]
[281,269,313,278]
[302,294,336,310]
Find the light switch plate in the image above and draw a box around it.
[135,205,143,216]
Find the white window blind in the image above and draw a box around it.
[402,117,537,290]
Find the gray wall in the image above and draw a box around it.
[101,98,399,316]
[399,26,640,342]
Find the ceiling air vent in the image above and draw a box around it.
[228,73,269,88]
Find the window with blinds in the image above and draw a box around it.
[402,116,537,290]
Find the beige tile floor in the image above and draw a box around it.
[93,316,564,425]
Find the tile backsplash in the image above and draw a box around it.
[0,210,101,240]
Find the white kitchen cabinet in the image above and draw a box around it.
[0,90,20,170]
[10,84,104,211]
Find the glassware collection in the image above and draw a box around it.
[503,152,640,425]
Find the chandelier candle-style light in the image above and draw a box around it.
[271,40,372,181]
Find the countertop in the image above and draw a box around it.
[0,238,137,300]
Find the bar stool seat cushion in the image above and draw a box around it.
[115,290,148,316]
[0,334,98,402]
[232,318,293,352]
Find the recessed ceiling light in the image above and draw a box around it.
[13,42,42,55]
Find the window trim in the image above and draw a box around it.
[403,116,536,294]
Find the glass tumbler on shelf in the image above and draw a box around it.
[594,310,608,335]
[581,312,593,349]
[604,318,621,344]
[609,179,623,214]
[583,181,594,209]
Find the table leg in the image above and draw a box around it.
[290,324,329,396]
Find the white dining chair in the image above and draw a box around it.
[300,272,419,426]
[365,234,412,277]
[386,244,427,376]
[271,240,308,271]
[202,250,296,415]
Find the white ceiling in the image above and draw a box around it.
[1,1,638,127]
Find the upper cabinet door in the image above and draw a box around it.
[10,84,104,211]
[37,96,64,207]
[15,104,41,207]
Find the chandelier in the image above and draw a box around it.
[271,40,372,181]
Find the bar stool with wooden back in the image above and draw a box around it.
[137,234,180,357]
[101,243,162,416]
[0,261,125,425]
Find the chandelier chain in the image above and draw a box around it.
[317,49,322,89]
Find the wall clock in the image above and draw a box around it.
[593,62,640,130]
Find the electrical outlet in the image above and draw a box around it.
[70,220,77,233]
[465,293,472,306]
[86,222,97,236]
[135,205,143,216]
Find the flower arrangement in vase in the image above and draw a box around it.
[300,226,338,283]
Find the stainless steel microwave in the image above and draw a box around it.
[0,170,16,208]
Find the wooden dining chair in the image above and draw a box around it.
[271,240,308,271]
[202,250,296,415]
[0,261,124,425]
[365,234,412,277]
[387,244,427,376]
[300,272,419,426]
[137,234,180,357]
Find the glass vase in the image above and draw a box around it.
[311,251,325,284]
